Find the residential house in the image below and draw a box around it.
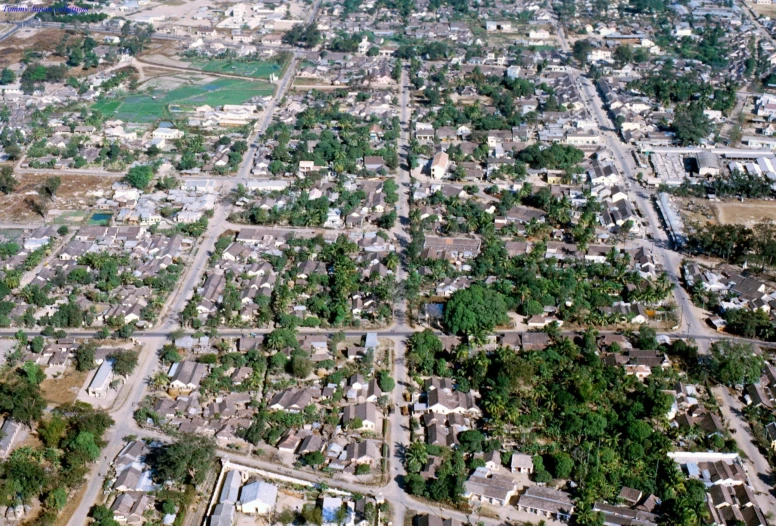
[343,402,381,431]
[463,467,519,507]
[517,486,575,521]
[168,361,208,395]
[430,152,449,179]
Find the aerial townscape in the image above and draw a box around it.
[4,0,776,525]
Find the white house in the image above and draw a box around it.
[151,128,184,140]
[87,359,114,398]
[430,152,449,179]
[238,481,278,515]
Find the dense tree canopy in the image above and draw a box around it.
[444,285,509,338]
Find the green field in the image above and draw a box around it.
[92,78,275,123]
[190,59,282,79]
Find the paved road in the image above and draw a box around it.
[65,43,303,526]
[569,63,776,516]
[715,386,776,517]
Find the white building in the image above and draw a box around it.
[238,481,278,515]
[87,359,114,398]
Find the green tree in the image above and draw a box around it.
[406,329,443,375]
[405,441,428,473]
[444,285,509,337]
[108,349,138,377]
[637,325,657,350]
[671,104,712,146]
[458,429,484,453]
[45,486,68,510]
[75,342,97,371]
[125,164,154,189]
[710,340,763,386]
[377,370,395,392]
[20,361,45,385]
[0,68,15,85]
[151,433,215,485]
[0,166,17,194]
[572,39,593,64]
[30,335,44,353]
[304,451,325,467]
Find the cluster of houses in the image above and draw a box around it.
[208,464,279,526]
[95,180,220,226]
[142,333,388,474]
[17,225,191,328]
[236,178,395,230]
[671,452,767,526]
[189,227,395,325]
[683,263,776,332]
[108,440,169,525]
[0,226,63,272]
[251,90,399,177]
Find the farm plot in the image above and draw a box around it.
[93,78,275,122]
[190,58,283,78]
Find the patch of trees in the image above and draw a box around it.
[0,402,112,524]
[20,63,68,94]
[126,164,155,189]
[629,72,737,113]
[282,23,322,48]
[516,143,584,170]
[663,169,772,199]
[119,21,155,56]
[327,32,370,53]
[722,308,776,341]
[675,26,729,69]
[444,285,509,338]
[405,335,701,517]
[686,222,776,266]
[37,2,108,23]
[670,104,712,146]
[709,340,764,385]
[148,433,216,486]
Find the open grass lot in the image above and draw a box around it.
[93,78,275,122]
[190,58,282,78]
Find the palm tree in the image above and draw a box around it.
[405,441,427,472]
[149,372,170,391]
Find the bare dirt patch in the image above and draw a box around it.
[0,28,68,67]
[676,197,718,226]
[41,368,89,405]
[748,1,776,17]
[0,172,120,223]
[712,200,776,226]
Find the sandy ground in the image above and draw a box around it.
[41,368,89,405]
[0,173,119,223]
[0,27,68,68]
[747,1,776,17]
[134,0,308,31]
[712,200,776,226]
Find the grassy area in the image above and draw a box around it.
[92,78,275,123]
[190,58,282,79]
[51,210,89,225]
[0,229,24,240]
